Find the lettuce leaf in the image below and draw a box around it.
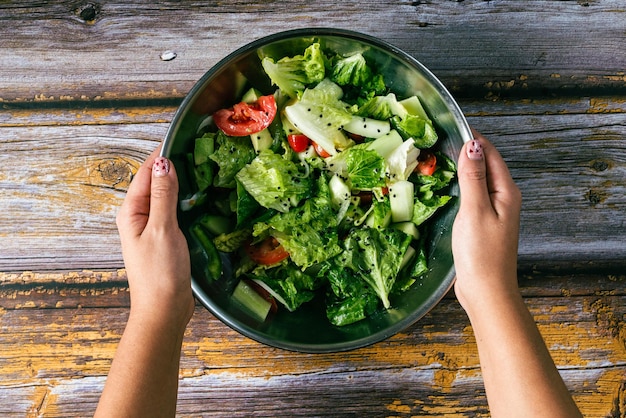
[209,131,257,188]
[252,265,322,312]
[340,227,412,309]
[260,174,343,269]
[235,150,311,213]
[261,42,326,99]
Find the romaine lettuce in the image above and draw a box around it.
[261,42,326,99]
[235,150,311,212]
[260,174,343,269]
[209,131,257,188]
[340,227,412,309]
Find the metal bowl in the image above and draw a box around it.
[162,28,471,353]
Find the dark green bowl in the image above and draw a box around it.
[162,28,471,353]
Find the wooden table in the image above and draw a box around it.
[1,2,625,416]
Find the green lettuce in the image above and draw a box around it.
[391,114,438,148]
[235,150,311,213]
[260,174,343,269]
[209,131,257,188]
[329,52,386,105]
[357,93,407,120]
[252,265,323,312]
[412,195,452,226]
[340,227,412,309]
[344,147,387,190]
[261,42,326,99]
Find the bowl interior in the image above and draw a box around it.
[162,28,472,352]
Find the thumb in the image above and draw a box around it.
[457,136,491,214]
[148,156,179,228]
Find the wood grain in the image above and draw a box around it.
[1,0,624,104]
[0,271,624,417]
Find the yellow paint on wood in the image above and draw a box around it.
[0,270,127,285]
[386,399,411,414]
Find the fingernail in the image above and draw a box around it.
[467,139,483,160]
[153,157,170,177]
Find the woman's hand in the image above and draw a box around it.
[116,145,194,330]
[96,145,194,418]
[451,131,581,418]
[452,129,522,311]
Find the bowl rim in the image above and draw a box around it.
[163,27,471,353]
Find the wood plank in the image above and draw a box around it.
[0,273,623,416]
[0,123,167,271]
[1,1,624,103]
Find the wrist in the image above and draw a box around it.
[454,272,522,316]
[128,301,192,339]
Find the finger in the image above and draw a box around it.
[146,155,180,230]
[117,146,162,238]
[457,131,490,214]
[472,131,521,216]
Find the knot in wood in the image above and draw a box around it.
[590,159,610,172]
[95,158,133,189]
[76,2,101,24]
[584,188,607,206]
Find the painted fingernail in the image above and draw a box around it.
[467,139,484,160]
[153,157,170,177]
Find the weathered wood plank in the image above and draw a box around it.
[0,0,624,104]
[0,278,623,417]
[0,123,166,271]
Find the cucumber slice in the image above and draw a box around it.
[392,221,420,240]
[232,280,272,322]
[389,180,414,223]
[343,116,390,138]
[366,130,404,159]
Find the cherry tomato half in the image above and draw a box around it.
[213,95,277,137]
[311,141,331,158]
[415,150,437,176]
[245,237,289,265]
[287,134,310,153]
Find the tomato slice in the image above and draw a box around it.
[415,150,437,176]
[245,237,289,265]
[213,95,277,136]
[311,141,331,158]
[287,134,310,152]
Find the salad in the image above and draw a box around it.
[180,42,456,327]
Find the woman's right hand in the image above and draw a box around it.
[452,130,523,311]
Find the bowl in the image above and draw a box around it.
[162,28,472,353]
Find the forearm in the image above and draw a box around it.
[464,289,581,418]
[95,311,186,418]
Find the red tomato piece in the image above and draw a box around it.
[245,237,289,265]
[287,134,310,152]
[213,95,277,137]
[311,141,331,158]
[415,150,437,176]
